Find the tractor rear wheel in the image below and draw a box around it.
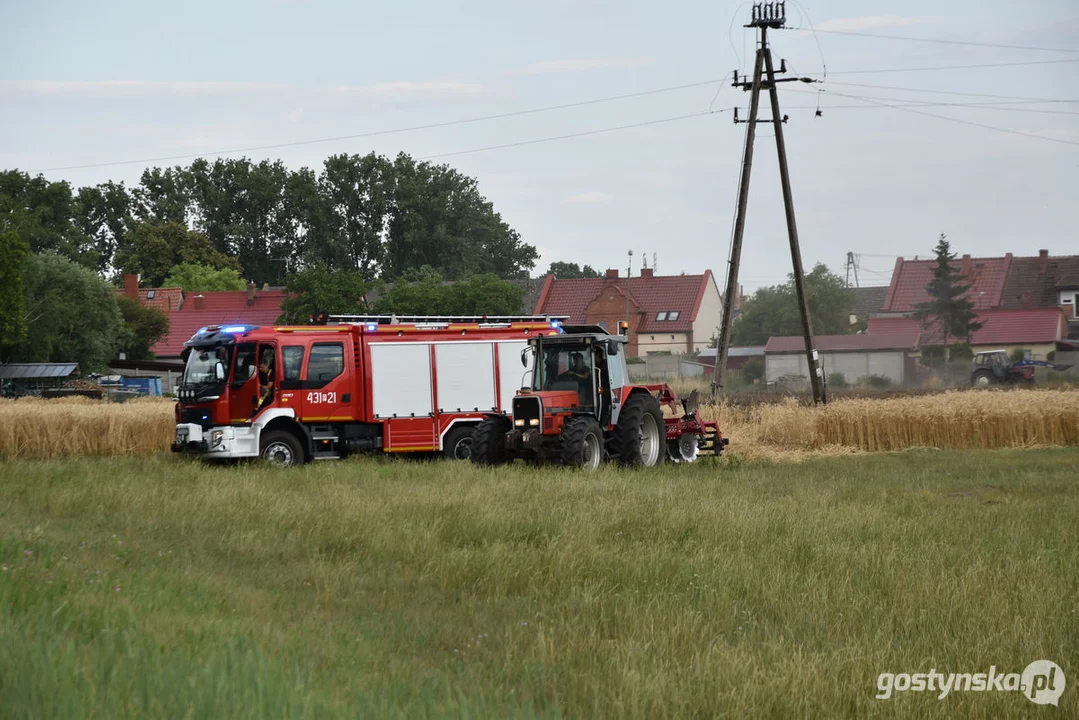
[971,370,995,387]
[470,416,511,466]
[609,392,666,468]
[560,416,604,470]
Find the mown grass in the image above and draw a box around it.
[1,451,1077,718]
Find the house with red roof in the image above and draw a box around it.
[533,267,723,357]
[152,287,289,358]
[869,247,1078,357]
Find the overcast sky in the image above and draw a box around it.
[2,0,1076,290]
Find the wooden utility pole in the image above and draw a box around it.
[711,1,826,404]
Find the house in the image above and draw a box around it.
[152,285,289,359]
[850,286,888,325]
[764,333,921,386]
[695,346,767,371]
[119,273,184,311]
[533,268,723,357]
[880,253,1012,313]
[868,308,1069,359]
[999,250,1079,338]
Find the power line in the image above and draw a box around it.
[34,78,727,172]
[823,79,1078,103]
[776,98,1079,115]
[783,26,1079,54]
[419,110,724,160]
[828,58,1079,75]
[822,89,1079,147]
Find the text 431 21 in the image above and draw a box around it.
[307,391,338,405]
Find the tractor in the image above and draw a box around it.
[970,350,1072,387]
[469,326,726,469]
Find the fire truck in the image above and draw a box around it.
[171,315,566,466]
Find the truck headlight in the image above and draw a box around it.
[211,429,224,447]
[514,418,525,427]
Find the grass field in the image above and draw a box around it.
[2,450,1076,718]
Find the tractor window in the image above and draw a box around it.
[537,346,595,407]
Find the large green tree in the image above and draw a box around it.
[0,230,29,360]
[0,170,97,269]
[75,181,133,275]
[114,221,242,287]
[277,266,371,324]
[116,295,170,360]
[16,253,125,371]
[163,263,247,292]
[730,263,856,345]
[547,261,600,279]
[912,234,983,354]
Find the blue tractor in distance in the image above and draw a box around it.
[971,350,1072,387]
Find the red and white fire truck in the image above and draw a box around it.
[171,315,565,466]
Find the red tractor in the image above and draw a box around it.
[470,327,726,469]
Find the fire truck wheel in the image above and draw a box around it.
[443,425,477,460]
[471,416,511,465]
[260,430,305,468]
[609,392,665,468]
[560,416,604,470]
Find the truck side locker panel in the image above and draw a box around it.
[370,342,436,450]
[434,342,497,413]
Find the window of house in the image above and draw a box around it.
[1061,291,1078,305]
[668,311,679,320]
[146,290,156,300]
[656,312,668,321]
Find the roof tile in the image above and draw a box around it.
[882,256,1011,312]
[536,273,711,332]
[867,308,1065,345]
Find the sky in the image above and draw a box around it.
[2,0,1077,291]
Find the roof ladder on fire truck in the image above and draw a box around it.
[327,314,568,327]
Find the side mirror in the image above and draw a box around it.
[214,361,225,381]
[607,339,620,355]
[520,346,533,367]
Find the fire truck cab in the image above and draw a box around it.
[171,316,565,466]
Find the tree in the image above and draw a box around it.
[384,154,537,280]
[315,153,393,279]
[278,266,370,324]
[731,264,855,345]
[163,263,247,292]
[75,181,133,275]
[547,261,600,279]
[372,272,523,315]
[0,230,29,360]
[0,170,97,269]
[114,221,242,287]
[116,295,170,360]
[15,253,124,371]
[912,235,983,354]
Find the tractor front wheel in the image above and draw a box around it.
[560,416,604,470]
[610,392,666,468]
[470,416,511,466]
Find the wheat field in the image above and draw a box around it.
[1,389,1077,460]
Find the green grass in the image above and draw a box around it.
[1,450,1077,718]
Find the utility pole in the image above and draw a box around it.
[711,1,826,404]
[845,251,860,288]
[625,249,633,344]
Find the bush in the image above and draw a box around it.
[827,371,848,389]
[741,357,765,384]
[626,356,645,365]
[858,374,893,389]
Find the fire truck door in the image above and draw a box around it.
[229,342,259,422]
[302,341,350,421]
[278,344,307,417]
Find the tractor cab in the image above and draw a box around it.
[523,332,627,428]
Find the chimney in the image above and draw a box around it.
[246,281,257,305]
[960,254,971,277]
[640,267,654,278]
[1022,290,1032,309]
[193,294,205,311]
[1039,249,1049,275]
[605,268,619,279]
[123,273,140,299]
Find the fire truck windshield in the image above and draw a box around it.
[183,346,232,385]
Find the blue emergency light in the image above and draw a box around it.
[221,325,257,334]
[366,323,378,332]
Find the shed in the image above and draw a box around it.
[764,334,920,386]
